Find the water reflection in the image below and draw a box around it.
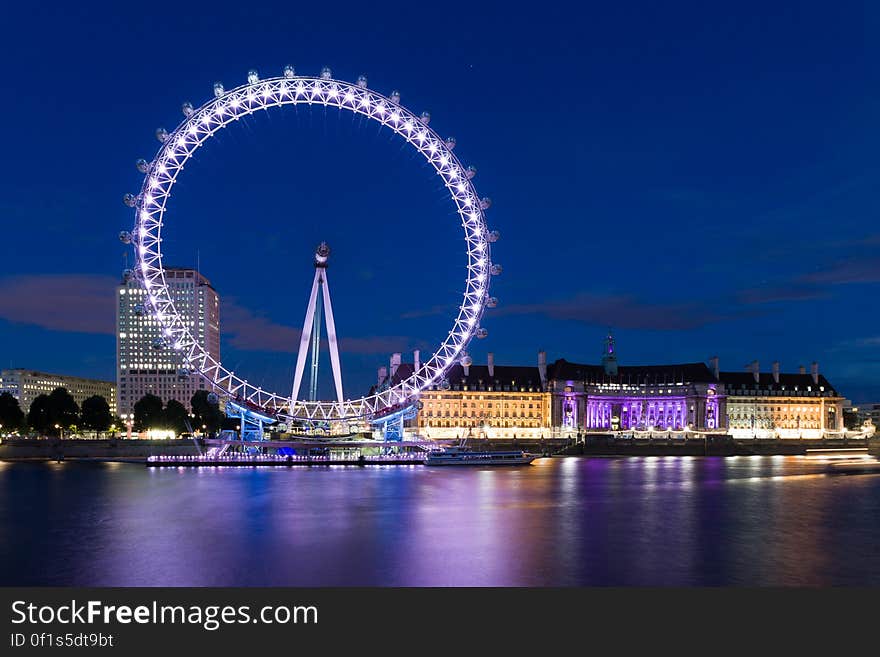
[1,457,878,586]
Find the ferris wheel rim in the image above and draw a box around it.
[128,71,496,421]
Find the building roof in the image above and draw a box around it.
[370,357,840,396]
[718,371,837,394]
[547,359,716,384]
[440,363,544,390]
[119,267,215,290]
[373,362,545,393]
[0,369,116,385]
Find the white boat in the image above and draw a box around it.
[425,445,536,466]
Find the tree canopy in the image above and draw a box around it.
[191,390,224,434]
[0,392,24,431]
[133,394,164,432]
[163,399,190,435]
[27,388,79,436]
[80,395,113,432]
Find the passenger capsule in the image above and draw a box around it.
[390,90,401,104]
[320,66,333,79]
[476,328,488,339]
[122,268,133,282]
[440,379,451,391]
[487,296,498,308]
[181,101,194,117]
[133,303,145,317]
[177,368,190,381]
[155,127,168,143]
[123,193,137,208]
[283,65,296,79]
[487,229,500,242]
[357,75,368,88]
[213,82,225,98]
[135,159,149,174]
[490,264,503,276]
[151,337,166,350]
[480,197,492,210]
[420,111,431,124]
[247,69,259,84]
[119,230,132,244]
[207,392,219,405]
[460,355,473,367]
[466,165,477,180]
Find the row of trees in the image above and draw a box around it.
[0,388,225,437]
[0,388,114,436]
[131,390,224,435]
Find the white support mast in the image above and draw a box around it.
[291,242,345,407]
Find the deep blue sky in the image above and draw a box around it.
[1,1,879,402]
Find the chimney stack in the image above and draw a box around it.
[390,353,401,378]
[799,365,806,375]
[748,360,760,383]
[811,361,819,385]
[772,361,780,384]
[709,356,719,380]
[463,362,470,376]
[538,350,547,387]
[487,352,495,377]
[377,366,388,386]
[413,349,420,374]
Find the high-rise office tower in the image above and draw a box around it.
[116,268,220,419]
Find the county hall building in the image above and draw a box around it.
[376,334,846,440]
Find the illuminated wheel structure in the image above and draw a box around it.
[121,66,501,423]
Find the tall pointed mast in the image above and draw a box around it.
[291,242,345,407]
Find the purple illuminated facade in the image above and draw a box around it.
[547,336,725,433]
[579,387,721,430]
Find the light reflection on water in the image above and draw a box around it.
[1,456,879,586]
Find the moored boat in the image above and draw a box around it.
[425,445,536,466]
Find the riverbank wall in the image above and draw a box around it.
[1,435,871,462]
[0,438,202,462]
[558,434,869,457]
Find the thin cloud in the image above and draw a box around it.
[222,301,300,352]
[223,299,424,355]
[799,259,880,286]
[736,284,826,305]
[0,275,425,356]
[829,335,880,353]
[0,274,116,334]
[496,293,734,330]
[735,253,880,306]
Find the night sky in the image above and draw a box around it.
[1,2,879,402]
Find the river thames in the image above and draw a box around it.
[2,455,879,586]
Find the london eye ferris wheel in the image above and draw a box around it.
[120,65,500,423]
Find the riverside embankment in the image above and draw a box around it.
[0,438,201,462]
[1,435,876,462]
[556,433,874,457]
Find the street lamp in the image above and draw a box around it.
[54,424,62,439]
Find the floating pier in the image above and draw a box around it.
[146,454,426,467]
